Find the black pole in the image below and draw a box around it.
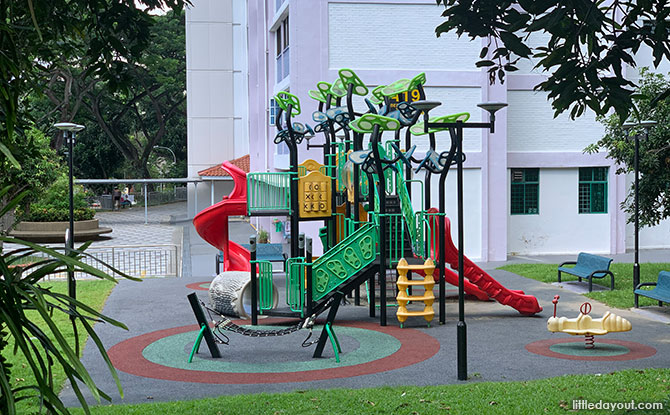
[250,235,258,325]
[367,171,376,318]
[370,124,387,326]
[299,233,305,258]
[286,103,300,259]
[306,237,313,316]
[326,93,337,251]
[455,123,467,381]
[66,130,78,354]
[438,137,458,325]
[633,133,640,290]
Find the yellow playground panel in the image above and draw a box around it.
[298,159,332,219]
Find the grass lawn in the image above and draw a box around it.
[2,279,117,414]
[499,262,670,309]
[71,368,670,414]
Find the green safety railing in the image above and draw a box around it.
[376,212,410,266]
[251,260,275,313]
[285,257,305,315]
[396,172,416,243]
[247,172,292,214]
[312,222,378,301]
[416,210,447,262]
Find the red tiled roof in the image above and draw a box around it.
[198,154,250,177]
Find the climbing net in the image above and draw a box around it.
[200,300,317,347]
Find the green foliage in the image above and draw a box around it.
[499,262,670,308]
[586,69,670,226]
[70,368,670,414]
[1,280,115,414]
[434,1,670,121]
[16,173,96,222]
[30,11,187,180]
[0,236,138,414]
[1,127,62,210]
[21,207,95,222]
[0,2,188,413]
[0,0,188,165]
[34,174,90,211]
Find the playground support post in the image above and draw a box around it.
[369,123,387,325]
[306,237,313,317]
[250,235,258,325]
[285,103,300,259]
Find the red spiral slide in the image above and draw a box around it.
[427,208,542,315]
[193,161,250,272]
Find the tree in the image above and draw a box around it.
[30,11,187,179]
[0,0,188,168]
[587,69,670,227]
[84,11,186,178]
[434,1,670,121]
[0,128,62,231]
[0,1,189,413]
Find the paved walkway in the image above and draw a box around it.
[52,204,670,407]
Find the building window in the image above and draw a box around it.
[511,168,539,215]
[276,0,285,12]
[269,98,280,126]
[579,167,608,213]
[275,16,289,83]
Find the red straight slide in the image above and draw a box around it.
[193,161,250,272]
[427,208,543,316]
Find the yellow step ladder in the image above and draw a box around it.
[396,258,435,328]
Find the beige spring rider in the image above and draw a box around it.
[547,295,631,349]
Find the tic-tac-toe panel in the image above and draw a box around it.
[298,171,332,219]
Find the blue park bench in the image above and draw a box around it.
[634,270,670,308]
[557,252,614,292]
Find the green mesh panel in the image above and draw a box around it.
[251,260,275,313]
[286,257,305,314]
[312,223,378,301]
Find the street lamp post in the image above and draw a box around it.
[427,102,507,381]
[153,145,176,164]
[54,122,85,354]
[622,120,657,301]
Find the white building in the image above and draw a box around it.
[186,0,670,260]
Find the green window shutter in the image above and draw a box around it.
[510,168,539,215]
[578,167,608,214]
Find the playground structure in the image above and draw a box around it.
[192,68,543,362]
[547,296,631,349]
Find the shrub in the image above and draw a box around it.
[22,207,95,222]
[18,173,96,222]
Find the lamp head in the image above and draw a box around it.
[622,120,657,136]
[477,102,508,116]
[410,100,442,112]
[54,122,85,132]
[477,102,508,133]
